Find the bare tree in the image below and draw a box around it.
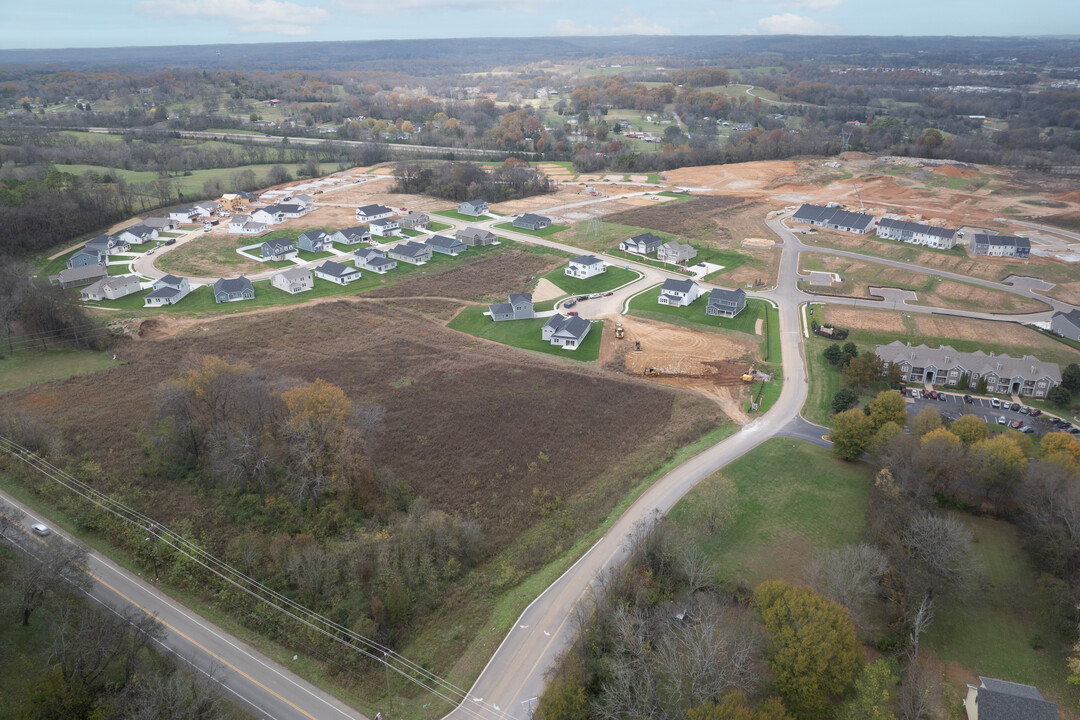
[10,537,89,626]
[896,658,937,720]
[0,500,26,541]
[693,472,738,535]
[805,543,889,633]
[906,593,935,663]
[902,512,977,593]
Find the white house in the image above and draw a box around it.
[356,204,393,222]
[656,241,697,264]
[80,275,141,302]
[168,207,199,223]
[370,218,401,237]
[565,255,606,279]
[144,274,192,307]
[876,218,957,249]
[458,199,489,216]
[620,233,664,255]
[354,248,397,274]
[331,226,371,245]
[658,278,700,307]
[541,314,592,350]
[251,207,285,225]
[117,225,159,245]
[270,268,314,294]
[193,200,224,217]
[273,203,307,219]
[314,261,362,285]
[228,215,267,235]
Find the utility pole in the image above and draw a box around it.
[383,652,392,711]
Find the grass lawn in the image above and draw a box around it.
[0,347,121,393]
[925,514,1079,707]
[701,250,754,282]
[54,162,291,197]
[432,209,500,222]
[295,249,334,262]
[542,266,641,296]
[551,221,675,255]
[493,222,568,238]
[427,221,453,232]
[803,335,848,427]
[760,301,780,363]
[107,263,135,275]
[628,287,766,339]
[667,438,870,585]
[447,305,601,362]
[39,248,80,278]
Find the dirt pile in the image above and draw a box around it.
[933,164,980,179]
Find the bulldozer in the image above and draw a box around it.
[614,323,625,340]
[643,367,661,377]
[741,364,756,383]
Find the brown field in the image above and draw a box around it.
[801,253,1050,314]
[154,230,269,277]
[2,301,722,556]
[605,196,763,244]
[364,249,565,304]
[821,306,906,333]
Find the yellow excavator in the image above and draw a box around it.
[644,367,661,377]
[614,323,625,339]
[741,364,756,382]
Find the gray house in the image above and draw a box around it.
[541,313,592,350]
[457,227,497,246]
[656,241,697,264]
[261,238,297,261]
[426,234,466,256]
[51,264,108,289]
[513,213,551,231]
[213,277,255,303]
[964,677,1056,720]
[458,199,489,216]
[705,287,747,318]
[388,240,432,265]
[791,204,875,234]
[620,233,664,255]
[144,274,191,306]
[296,230,331,253]
[331,226,371,245]
[142,217,177,231]
[1050,309,1080,342]
[488,293,534,321]
[81,275,141,302]
[399,211,430,230]
[270,268,313,294]
[876,341,1060,398]
[67,247,106,269]
[971,233,1031,259]
[354,248,397,274]
[314,261,362,285]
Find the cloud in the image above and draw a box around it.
[734,0,844,7]
[552,16,672,36]
[750,12,840,34]
[334,0,553,12]
[134,0,329,35]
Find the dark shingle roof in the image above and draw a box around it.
[972,677,1057,720]
[661,278,696,294]
[426,234,464,250]
[316,261,358,278]
[973,233,1030,249]
[793,204,874,231]
[214,277,253,294]
[571,254,604,266]
[357,204,391,216]
[878,217,956,239]
[708,287,745,305]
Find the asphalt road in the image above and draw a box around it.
[0,487,369,720]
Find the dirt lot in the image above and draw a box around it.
[801,253,1050,314]
[364,249,564,304]
[154,230,268,277]
[603,315,757,423]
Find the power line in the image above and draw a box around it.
[0,436,506,720]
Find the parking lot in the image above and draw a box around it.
[904,390,1079,437]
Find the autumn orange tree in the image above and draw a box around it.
[752,580,862,720]
[281,378,354,510]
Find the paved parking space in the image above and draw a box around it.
[904,391,1074,437]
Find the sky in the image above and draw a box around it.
[2,0,1078,49]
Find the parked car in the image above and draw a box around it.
[146,248,155,255]
[998,416,1008,425]
[602,291,614,297]
[1020,426,1035,434]
[1010,420,1023,429]
[577,295,588,301]
[963,395,973,404]
[1019,406,1030,414]
[1029,409,1042,417]
[563,299,577,308]
[589,293,602,299]
[31,523,49,536]
[990,398,1001,408]
[567,311,579,316]
[929,390,938,400]
[1011,402,1021,411]
[164,239,176,245]
[938,392,947,401]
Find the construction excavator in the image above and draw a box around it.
[614,323,625,339]
[643,367,661,377]
[741,364,756,383]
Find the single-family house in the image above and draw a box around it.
[354,248,397,274]
[142,217,177,232]
[388,240,432,265]
[52,264,108,289]
[251,207,285,225]
[80,274,141,302]
[261,238,297,261]
[270,268,314,294]
[117,224,159,245]
[541,313,592,350]
[876,341,1060,398]
[876,217,957,249]
[458,199,489,216]
[565,255,606,279]
[457,227,497,246]
[620,233,665,255]
[791,204,875,234]
[84,234,128,258]
[658,278,701,307]
[705,287,747,318]
[964,677,1056,720]
[426,234,466,256]
[513,213,551,231]
[656,241,697,264]
[144,274,191,307]
[292,194,315,210]
[168,207,199,223]
[971,233,1030,259]
[1050,309,1080,342]
[487,293,534,321]
[370,218,401,237]
[331,226,371,245]
[296,230,331,253]
[228,215,267,235]
[274,203,307,219]
[399,211,430,230]
[314,261,362,285]
[356,204,393,222]
[67,247,106,269]
[193,200,223,217]
[213,277,255,303]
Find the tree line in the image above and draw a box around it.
[391,159,553,203]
